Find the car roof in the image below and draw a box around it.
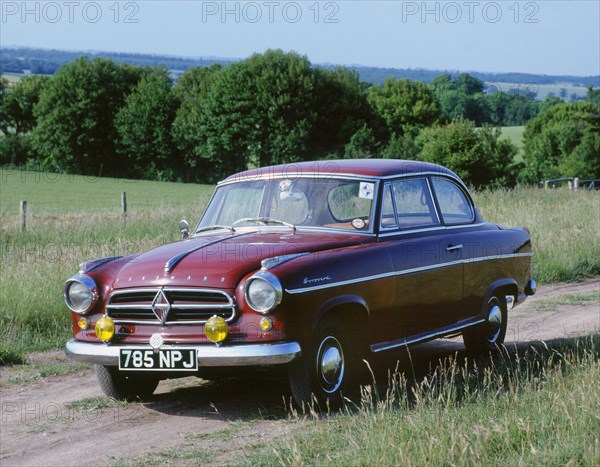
[222,159,460,183]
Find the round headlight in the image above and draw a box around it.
[64,274,98,314]
[245,272,282,314]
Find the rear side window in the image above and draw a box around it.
[430,177,474,225]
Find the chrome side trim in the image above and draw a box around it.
[219,172,380,186]
[371,317,486,353]
[285,252,534,294]
[65,339,301,367]
[218,170,462,186]
[463,252,533,264]
[377,222,487,237]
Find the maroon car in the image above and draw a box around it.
[64,159,535,407]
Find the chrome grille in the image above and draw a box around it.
[105,287,236,324]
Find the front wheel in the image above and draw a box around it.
[95,365,159,401]
[288,316,362,410]
[463,295,507,355]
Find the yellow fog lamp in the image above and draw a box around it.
[205,315,228,344]
[259,317,273,332]
[95,316,115,342]
[77,318,89,330]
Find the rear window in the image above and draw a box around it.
[430,177,474,225]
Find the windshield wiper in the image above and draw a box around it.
[231,217,296,230]
[193,225,236,235]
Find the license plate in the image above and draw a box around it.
[119,348,198,371]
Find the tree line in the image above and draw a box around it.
[1,50,599,187]
[4,47,598,88]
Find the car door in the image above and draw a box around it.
[381,176,464,338]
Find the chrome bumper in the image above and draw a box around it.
[65,339,301,367]
[525,278,537,296]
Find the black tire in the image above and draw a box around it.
[288,316,362,410]
[95,365,159,401]
[463,295,507,356]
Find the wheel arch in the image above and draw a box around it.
[482,278,518,314]
[312,295,370,336]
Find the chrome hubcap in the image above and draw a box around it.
[317,336,345,394]
[486,303,502,343]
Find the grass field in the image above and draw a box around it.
[0,169,599,363]
[487,81,591,101]
[0,168,214,215]
[1,73,24,85]
[243,335,600,465]
[500,126,525,162]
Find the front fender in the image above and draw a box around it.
[312,294,370,332]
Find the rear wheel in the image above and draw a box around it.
[463,295,507,355]
[95,365,159,401]
[288,316,362,410]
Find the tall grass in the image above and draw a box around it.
[0,169,598,363]
[243,335,600,465]
[474,187,600,282]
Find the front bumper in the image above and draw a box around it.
[65,339,301,367]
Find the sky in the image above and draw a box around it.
[1,0,599,76]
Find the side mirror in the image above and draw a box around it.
[179,219,190,240]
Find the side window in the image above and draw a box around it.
[388,177,439,229]
[380,183,398,229]
[328,182,373,221]
[430,177,474,225]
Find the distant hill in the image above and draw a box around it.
[2,46,599,92]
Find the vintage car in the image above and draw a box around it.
[64,159,535,407]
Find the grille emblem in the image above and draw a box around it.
[151,289,171,324]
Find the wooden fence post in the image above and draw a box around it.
[121,192,127,225]
[20,200,27,233]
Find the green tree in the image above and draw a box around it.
[32,57,144,176]
[367,77,442,138]
[171,64,223,176]
[586,85,600,106]
[115,68,181,180]
[172,64,222,102]
[523,102,600,181]
[313,67,374,157]
[417,119,517,188]
[488,91,540,126]
[0,75,49,164]
[1,75,48,135]
[193,50,319,180]
[430,73,491,125]
[344,125,381,159]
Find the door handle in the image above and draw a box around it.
[446,244,463,252]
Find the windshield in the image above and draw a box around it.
[198,177,376,233]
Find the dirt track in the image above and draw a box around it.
[1,279,598,467]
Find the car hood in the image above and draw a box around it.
[112,229,371,289]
